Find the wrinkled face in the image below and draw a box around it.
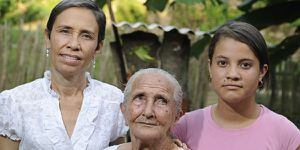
[45,7,101,75]
[209,37,267,104]
[122,73,178,141]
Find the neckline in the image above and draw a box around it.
[207,104,265,132]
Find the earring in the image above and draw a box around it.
[46,48,50,57]
[208,74,212,82]
[258,80,264,89]
[92,58,96,69]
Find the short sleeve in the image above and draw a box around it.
[172,114,188,143]
[282,117,300,150]
[109,92,128,142]
[0,92,22,141]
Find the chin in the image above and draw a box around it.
[133,129,162,141]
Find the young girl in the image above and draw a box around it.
[172,21,300,150]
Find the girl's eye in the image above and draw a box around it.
[217,60,227,67]
[241,62,252,69]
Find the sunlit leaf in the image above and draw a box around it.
[133,46,155,62]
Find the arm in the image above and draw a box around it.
[0,136,19,150]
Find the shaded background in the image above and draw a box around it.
[0,0,299,127]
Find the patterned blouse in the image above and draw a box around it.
[0,71,128,150]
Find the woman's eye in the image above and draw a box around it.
[81,33,93,40]
[217,60,227,67]
[59,29,69,34]
[241,62,252,69]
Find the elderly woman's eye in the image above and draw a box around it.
[132,94,145,104]
[155,97,168,105]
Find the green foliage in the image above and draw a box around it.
[112,0,147,22]
[0,0,60,24]
[190,34,211,58]
[144,0,169,12]
[235,1,300,30]
[130,46,155,62]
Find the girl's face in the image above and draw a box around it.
[45,7,101,76]
[209,37,268,104]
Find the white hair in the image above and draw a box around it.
[123,68,183,113]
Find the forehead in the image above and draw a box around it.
[132,73,174,92]
[214,37,257,60]
[54,7,98,32]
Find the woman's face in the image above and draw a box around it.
[45,7,101,75]
[209,37,268,104]
[122,73,179,141]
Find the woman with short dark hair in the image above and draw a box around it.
[0,1,127,149]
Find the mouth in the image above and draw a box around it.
[222,84,242,89]
[60,54,81,61]
[137,122,158,126]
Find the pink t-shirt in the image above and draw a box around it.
[172,105,300,150]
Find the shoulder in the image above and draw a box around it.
[92,79,122,94]
[180,105,209,122]
[261,105,300,136]
[89,79,124,103]
[261,105,297,127]
[1,78,44,103]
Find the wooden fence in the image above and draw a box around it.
[1,23,299,127]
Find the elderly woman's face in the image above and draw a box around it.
[122,73,178,141]
[45,7,101,75]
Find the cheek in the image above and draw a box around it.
[128,104,144,121]
[154,107,175,124]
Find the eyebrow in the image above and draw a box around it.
[215,55,254,61]
[56,25,96,35]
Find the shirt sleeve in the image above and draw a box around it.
[109,91,128,142]
[171,114,188,143]
[282,117,300,150]
[0,92,22,141]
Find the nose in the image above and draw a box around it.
[142,100,155,119]
[226,66,241,81]
[67,34,80,51]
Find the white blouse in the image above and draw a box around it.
[0,71,128,150]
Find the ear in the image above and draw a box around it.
[120,103,128,126]
[259,64,268,81]
[208,59,212,78]
[44,29,51,49]
[95,42,103,54]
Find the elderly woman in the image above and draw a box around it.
[0,0,127,150]
[172,21,300,150]
[105,68,185,150]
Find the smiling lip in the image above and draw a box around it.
[60,54,81,60]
